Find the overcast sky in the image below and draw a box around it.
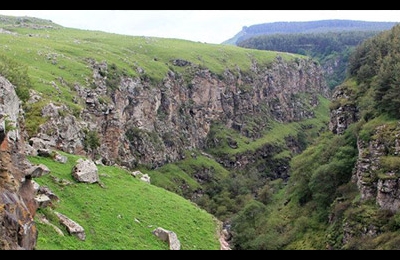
[0,10,400,44]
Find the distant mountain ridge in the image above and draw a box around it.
[223,19,398,45]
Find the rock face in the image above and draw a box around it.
[329,84,400,213]
[328,84,359,135]
[354,123,400,212]
[0,76,37,250]
[328,82,400,247]
[33,55,330,170]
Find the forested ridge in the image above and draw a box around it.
[237,30,389,90]
[238,30,375,53]
[224,19,397,45]
[227,20,398,90]
[348,25,400,119]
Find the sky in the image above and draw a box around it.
[0,10,400,44]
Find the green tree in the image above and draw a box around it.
[230,200,267,250]
[83,129,100,158]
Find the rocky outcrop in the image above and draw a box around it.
[329,84,359,135]
[152,227,181,250]
[0,76,37,250]
[131,170,151,184]
[328,78,400,210]
[354,123,400,212]
[32,55,330,170]
[215,142,291,180]
[329,83,400,213]
[55,212,86,241]
[72,158,99,183]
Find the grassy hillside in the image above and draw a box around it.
[0,15,302,138]
[0,15,329,250]
[29,152,221,250]
[0,15,293,250]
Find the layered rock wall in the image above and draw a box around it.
[34,56,329,169]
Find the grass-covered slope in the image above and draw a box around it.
[29,152,221,250]
[0,15,302,138]
[0,16,299,107]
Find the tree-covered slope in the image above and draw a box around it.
[230,23,400,250]
[236,30,386,90]
[225,20,398,91]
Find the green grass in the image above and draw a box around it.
[142,150,230,198]
[206,94,330,157]
[0,23,302,90]
[0,17,304,139]
[29,152,221,250]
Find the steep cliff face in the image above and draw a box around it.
[32,55,329,170]
[328,84,359,135]
[0,76,37,250]
[327,80,400,248]
[355,123,400,212]
[330,84,400,214]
